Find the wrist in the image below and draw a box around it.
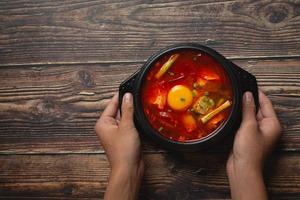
[227,158,264,189]
[227,163,263,180]
[111,161,144,181]
[226,159,267,200]
[105,161,144,200]
[227,156,263,177]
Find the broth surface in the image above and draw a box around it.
[141,49,233,142]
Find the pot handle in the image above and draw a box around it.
[118,69,140,114]
[230,61,259,112]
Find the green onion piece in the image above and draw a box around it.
[201,100,231,124]
[155,54,179,79]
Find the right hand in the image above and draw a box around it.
[227,90,282,171]
[227,90,282,200]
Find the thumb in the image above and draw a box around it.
[121,93,135,127]
[241,91,257,124]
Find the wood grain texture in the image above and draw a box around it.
[1,1,299,199]
[0,0,300,65]
[0,58,299,153]
[0,153,299,199]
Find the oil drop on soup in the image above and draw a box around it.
[141,49,233,142]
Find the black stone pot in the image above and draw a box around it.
[119,43,259,152]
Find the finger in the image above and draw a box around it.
[256,110,263,121]
[116,110,121,121]
[258,90,277,119]
[101,93,119,119]
[120,93,135,127]
[262,119,282,144]
[115,110,121,125]
[241,91,257,124]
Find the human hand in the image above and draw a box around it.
[227,90,282,171]
[95,93,144,200]
[227,90,282,200]
[95,92,144,172]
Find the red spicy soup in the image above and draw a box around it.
[141,49,233,142]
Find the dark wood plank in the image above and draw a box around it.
[0,0,300,65]
[0,58,299,154]
[0,153,299,199]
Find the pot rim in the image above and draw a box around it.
[133,43,242,149]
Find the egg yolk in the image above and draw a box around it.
[167,85,193,111]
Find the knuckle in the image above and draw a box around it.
[247,102,256,108]
[267,120,282,138]
[241,120,257,129]
[264,98,273,106]
[244,99,255,107]
[119,120,135,130]
[262,99,274,110]
[246,105,256,113]
[243,105,256,115]
[125,103,134,112]
[94,120,104,132]
[274,121,283,135]
[122,100,134,110]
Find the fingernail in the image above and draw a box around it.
[123,93,132,103]
[245,92,253,103]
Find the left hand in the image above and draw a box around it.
[95,93,144,200]
[95,92,144,174]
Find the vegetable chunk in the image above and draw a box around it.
[192,95,215,114]
[155,54,179,79]
[182,114,197,132]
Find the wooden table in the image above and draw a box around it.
[0,1,299,199]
